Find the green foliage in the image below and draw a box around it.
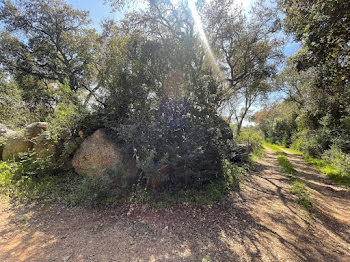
[277,154,296,176]
[192,180,227,205]
[0,0,97,92]
[263,142,284,153]
[0,160,78,202]
[291,129,332,158]
[134,160,246,207]
[71,161,135,207]
[281,0,350,91]
[282,146,350,189]
[290,180,313,211]
[303,152,350,189]
[0,75,29,128]
[323,145,350,177]
[237,129,265,157]
[117,112,241,190]
[0,0,277,202]
[253,102,299,147]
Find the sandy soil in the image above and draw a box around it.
[0,147,349,262]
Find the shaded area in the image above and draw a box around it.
[0,148,349,261]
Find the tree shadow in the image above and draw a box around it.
[1,149,349,261]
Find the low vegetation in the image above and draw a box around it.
[0,154,247,207]
[277,154,295,177]
[263,142,284,153]
[237,129,266,162]
[290,180,313,212]
[273,146,350,189]
[265,143,313,211]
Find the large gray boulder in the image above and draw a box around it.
[72,129,135,177]
[2,122,49,160]
[22,122,49,137]
[0,124,15,137]
[0,124,16,159]
[33,131,56,159]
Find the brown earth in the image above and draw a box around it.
[0,147,349,262]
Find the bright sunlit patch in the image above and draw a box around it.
[188,0,226,82]
[235,0,252,10]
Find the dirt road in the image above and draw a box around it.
[1,147,349,261]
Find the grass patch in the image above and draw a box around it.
[134,163,247,208]
[1,158,248,208]
[132,180,230,208]
[279,146,303,156]
[250,147,266,162]
[277,154,296,177]
[290,180,313,212]
[262,142,284,153]
[0,161,81,203]
[273,151,313,212]
[279,146,350,189]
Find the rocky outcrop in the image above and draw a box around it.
[72,129,132,177]
[33,131,56,159]
[0,124,16,159]
[0,124,15,137]
[2,122,49,160]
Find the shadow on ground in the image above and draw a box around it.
[1,148,349,262]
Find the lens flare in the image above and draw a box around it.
[188,0,226,82]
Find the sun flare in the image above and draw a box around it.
[188,0,226,82]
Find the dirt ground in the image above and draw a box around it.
[1,147,350,262]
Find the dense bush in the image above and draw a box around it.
[291,130,332,158]
[116,98,242,191]
[73,160,135,206]
[237,129,264,158]
[323,146,350,176]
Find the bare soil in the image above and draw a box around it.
[1,147,349,262]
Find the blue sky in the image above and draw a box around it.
[66,0,121,27]
[66,0,300,57]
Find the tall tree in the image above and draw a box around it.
[0,0,100,94]
[281,0,350,90]
[203,0,282,134]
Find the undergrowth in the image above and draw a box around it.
[134,162,248,208]
[280,146,350,189]
[250,147,266,162]
[0,158,248,208]
[0,161,80,203]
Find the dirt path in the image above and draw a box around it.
[1,148,349,262]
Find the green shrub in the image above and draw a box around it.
[72,160,135,207]
[117,108,244,191]
[0,160,78,201]
[237,130,265,158]
[322,145,350,176]
[291,130,331,158]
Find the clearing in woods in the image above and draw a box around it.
[1,147,349,261]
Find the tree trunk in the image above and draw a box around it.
[236,118,244,136]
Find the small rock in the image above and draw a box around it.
[62,255,71,262]
[162,226,169,235]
